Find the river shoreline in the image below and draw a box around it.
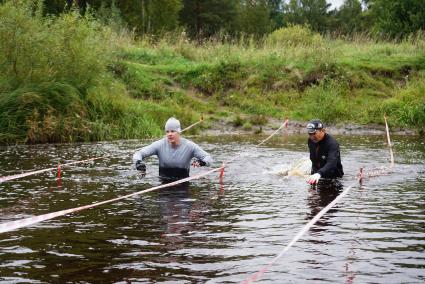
[0,119,417,146]
[202,118,417,136]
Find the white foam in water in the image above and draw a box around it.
[267,157,311,177]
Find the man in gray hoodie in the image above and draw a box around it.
[133,117,213,180]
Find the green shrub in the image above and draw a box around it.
[0,1,128,143]
[118,63,174,100]
[187,60,245,94]
[0,1,115,92]
[265,25,324,47]
[381,75,425,130]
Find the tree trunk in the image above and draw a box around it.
[196,0,202,38]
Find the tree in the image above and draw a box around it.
[95,0,182,35]
[65,0,87,12]
[144,0,182,34]
[283,0,331,32]
[41,0,67,14]
[267,0,284,29]
[367,0,425,38]
[334,0,363,34]
[180,0,238,38]
[236,0,273,37]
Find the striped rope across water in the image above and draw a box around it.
[0,166,223,234]
[0,118,289,234]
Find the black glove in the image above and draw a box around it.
[197,159,206,167]
[135,160,146,172]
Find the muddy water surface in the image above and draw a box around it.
[0,134,424,283]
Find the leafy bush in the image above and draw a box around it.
[265,25,324,47]
[188,60,245,94]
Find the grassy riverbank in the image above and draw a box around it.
[0,2,424,144]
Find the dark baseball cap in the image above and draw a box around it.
[306,119,324,134]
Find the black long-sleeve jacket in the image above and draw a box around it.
[308,133,344,178]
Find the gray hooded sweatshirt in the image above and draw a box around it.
[133,137,213,179]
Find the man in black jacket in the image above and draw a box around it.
[306,119,344,185]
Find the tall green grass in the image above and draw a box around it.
[381,71,425,131]
[121,28,425,132]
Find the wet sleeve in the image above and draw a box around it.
[132,141,160,165]
[317,141,340,177]
[192,143,213,166]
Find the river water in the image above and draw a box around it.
[0,134,424,283]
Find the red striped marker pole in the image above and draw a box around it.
[57,163,61,179]
[383,114,394,168]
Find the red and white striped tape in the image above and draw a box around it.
[0,157,104,184]
[0,166,224,234]
[0,167,56,183]
[224,119,289,166]
[241,178,359,284]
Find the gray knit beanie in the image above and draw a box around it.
[165,117,181,132]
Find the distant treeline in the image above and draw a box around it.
[20,0,425,39]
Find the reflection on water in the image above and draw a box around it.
[306,180,343,229]
[159,184,193,236]
[0,135,424,283]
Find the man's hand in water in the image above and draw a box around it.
[135,160,146,172]
[192,159,206,167]
[307,173,321,184]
